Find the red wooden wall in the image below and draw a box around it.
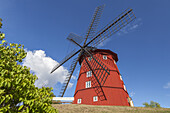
[73,49,131,106]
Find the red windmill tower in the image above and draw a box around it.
[51,5,136,106]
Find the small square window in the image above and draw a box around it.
[86,71,92,77]
[77,98,82,104]
[85,81,91,88]
[103,55,107,60]
[88,57,92,61]
[93,96,98,102]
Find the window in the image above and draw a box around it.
[93,96,98,102]
[85,81,91,88]
[77,98,82,104]
[103,55,107,60]
[123,85,127,91]
[86,71,92,77]
[88,57,92,61]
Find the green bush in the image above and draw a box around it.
[0,18,58,113]
[143,101,161,108]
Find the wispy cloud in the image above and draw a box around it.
[117,18,142,36]
[96,18,142,47]
[130,91,135,97]
[68,83,73,88]
[97,38,111,47]
[68,70,79,88]
[23,50,69,88]
[164,82,170,89]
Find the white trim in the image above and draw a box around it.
[130,100,134,107]
[120,75,123,81]
[123,85,127,91]
[114,60,116,64]
[52,97,74,101]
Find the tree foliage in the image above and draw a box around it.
[0,18,58,112]
[143,101,161,108]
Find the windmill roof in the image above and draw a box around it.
[79,49,118,65]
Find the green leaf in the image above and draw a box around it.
[2,40,6,44]
[18,105,24,111]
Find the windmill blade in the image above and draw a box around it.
[51,49,81,73]
[85,5,105,40]
[67,33,84,46]
[85,8,136,47]
[58,57,79,97]
[58,47,85,96]
[82,4,105,47]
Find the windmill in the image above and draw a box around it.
[51,5,136,106]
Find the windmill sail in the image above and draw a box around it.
[58,57,79,97]
[85,8,136,47]
[51,49,80,73]
[85,5,105,40]
[67,33,84,46]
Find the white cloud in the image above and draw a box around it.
[68,83,73,88]
[96,18,142,47]
[117,18,142,36]
[23,50,69,88]
[71,76,76,80]
[130,91,135,97]
[97,38,111,47]
[164,82,170,89]
[129,24,139,30]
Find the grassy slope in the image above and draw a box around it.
[52,104,170,113]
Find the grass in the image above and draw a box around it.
[52,104,170,113]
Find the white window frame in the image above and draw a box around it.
[123,85,127,91]
[93,96,98,102]
[77,98,82,104]
[85,81,91,88]
[86,71,92,77]
[103,55,107,60]
[88,57,92,61]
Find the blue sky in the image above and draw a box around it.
[0,0,170,108]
